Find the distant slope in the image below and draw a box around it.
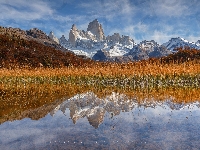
[0,33,93,68]
[161,48,200,63]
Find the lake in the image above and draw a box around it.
[1,88,200,150]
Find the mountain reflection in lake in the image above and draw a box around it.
[1,91,200,149]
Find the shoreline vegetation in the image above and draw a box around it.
[1,57,200,87]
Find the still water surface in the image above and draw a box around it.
[1,92,200,149]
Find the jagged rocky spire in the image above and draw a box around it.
[48,31,59,44]
[68,24,81,47]
[87,19,105,41]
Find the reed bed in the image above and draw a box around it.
[0,60,200,88]
[0,60,200,77]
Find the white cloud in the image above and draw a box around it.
[53,15,73,23]
[79,0,135,21]
[108,22,148,35]
[184,35,200,43]
[146,30,199,44]
[0,0,53,21]
[151,0,197,17]
[150,30,175,44]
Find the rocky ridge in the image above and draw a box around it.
[0,26,67,52]
[87,19,105,41]
[92,40,172,62]
[196,40,200,46]
[125,40,172,61]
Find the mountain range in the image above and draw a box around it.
[1,19,200,63]
[48,19,200,62]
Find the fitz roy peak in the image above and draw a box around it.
[87,19,105,41]
[59,19,135,58]
[68,19,105,46]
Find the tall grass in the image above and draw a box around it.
[1,59,200,77]
[0,60,199,88]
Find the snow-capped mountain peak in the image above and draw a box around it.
[162,37,200,52]
[196,40,200,47]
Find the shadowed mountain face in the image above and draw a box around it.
[162,37,200,52]
[125,40,172,60]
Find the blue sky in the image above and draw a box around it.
[0,0,200,44]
